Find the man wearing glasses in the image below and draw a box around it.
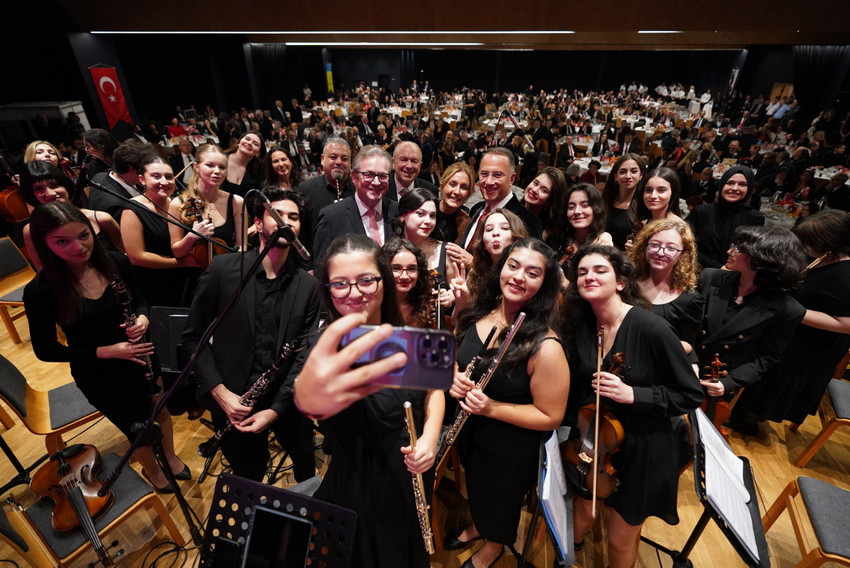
[313,145,399,264]
[182,187,320,483]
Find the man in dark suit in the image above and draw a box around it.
[168,139,195,188]
[296,137,354,256]
[618,131,642,156]
[457,148,542,253]
[385,141,438,201]
[87,140,147,222]
[289,99,304,126]
[554,135,579,169]
[313,145,399,263]
[182,188,319,482]
[271,99,289,127]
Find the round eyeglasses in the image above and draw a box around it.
[326,275,382,298]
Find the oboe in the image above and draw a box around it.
[435,312,526,471]
[403,401,435,555]
[110,275,160,397]
[197,339,300,458]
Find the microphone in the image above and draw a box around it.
[256,191,311,261]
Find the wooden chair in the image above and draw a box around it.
[535,139,548,154]
[0,452,184,567]
[0,237,36,344]
[794,378,850,468]
[762,476,850,568]
[0,354,101,455]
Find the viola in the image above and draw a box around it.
[561,345,627,504]
[183,197,228,268]
[30,444,115,567]
[558,244,577,269]
[700,354,731,440]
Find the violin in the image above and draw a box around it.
[558,244,577,269]
[183,197,228,268]
[561,334,627,508]
[30,444,116,567]
[700,354,731,440]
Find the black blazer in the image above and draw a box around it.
[385,175,438,202]
[459,194,543,246]
[695,269,804,392]
[313,195,399,264]
[181,250,320,416]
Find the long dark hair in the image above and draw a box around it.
[550,183,607,251]
[455,238,561,370]
[468,208,529,297]
[382,238,435,327]
[602,153,645,208]
[793,209,850,258]
[262,145,303,188]
[628,167,682,225]
[560,245,651,348]
[392,187,443,240]
[226,131,267,180]
[18,161,74,207]
[316,233,403,325]
[29,201,118,324]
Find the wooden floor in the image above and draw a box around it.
[1,313,850,567]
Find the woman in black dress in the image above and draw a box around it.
[521,166,568,240]
[383,237,436,328]
[730,213,850,426]
[23,201,188,493]
[602,153,645,249]
[436,161,474,245]
[310,234,444,568]
[262,145,301,191]
[222,131,265,198]
[625,167,683,250]
[561,245,703,568]
[687,165,765,268]
[695,225,806,434]
[121,154,199,307]
[547,183,613,274]
[448,238,569,568]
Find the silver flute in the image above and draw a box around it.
[404,401,435,555]
[435,312,526,471]
[197,339,300,458]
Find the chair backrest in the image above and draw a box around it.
[0,502,29,553]
[0,238,29,279]
[0,354,28,417]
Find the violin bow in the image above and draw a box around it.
[593,325,603,517]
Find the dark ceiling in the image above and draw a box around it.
[58,0,850,50]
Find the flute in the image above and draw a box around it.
[404,401,435,555]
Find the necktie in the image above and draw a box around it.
[366,208,382,245]
[465,205,491,251]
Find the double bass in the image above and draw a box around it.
[30,444,116,567]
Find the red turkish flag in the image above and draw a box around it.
[89,67,132,129]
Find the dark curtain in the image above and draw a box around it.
[792,45,850,125]
[250,43,288,108]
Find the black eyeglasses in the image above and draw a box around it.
[326,276,382,298]
[647,243,683,256]
[355,170,390,183]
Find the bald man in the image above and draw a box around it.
[386,141,438,201]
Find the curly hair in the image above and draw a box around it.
[628,167,682,226]
[467,208,529,297]
[733,225,805,291]
[629,217,699,293]
[382,238,435,327]
[262,145,302,189]
[455,237,561,371]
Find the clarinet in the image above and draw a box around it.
[403,401,435,555]
[110,275,160,397]
[197,339,300,458]
[435,312,526,471]
[73,154,93,208]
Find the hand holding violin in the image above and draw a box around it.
[699,376,725,397]
[592,370,634,404]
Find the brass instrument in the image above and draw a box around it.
[197,340,300,458]
[110,275,160,397]
[403,401,435,555]
[435,312,526,471]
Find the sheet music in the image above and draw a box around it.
[695,409,759,561]
[542,431,569,558]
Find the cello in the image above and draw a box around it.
[561,327,626,515]
[700,353,731,440]
[30,444,116,567]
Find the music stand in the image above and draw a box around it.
[149,306,191,374]
[199,473,357,568]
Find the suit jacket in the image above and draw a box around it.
[271,106,288,126]
[555,143,578,168]
[181,251,321,416]
[87,172,137,222]
[460,194,543,246]
[313,195,398,263]
[385,175,438,202]
[296,174,355,256]
[696,269,804,392]
[621,139,642,155]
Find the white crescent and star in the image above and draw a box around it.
[98,76,118,103]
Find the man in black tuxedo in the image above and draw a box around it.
[169,139,195,188]
[555,134,579,168]
[385,141,438,201]
[313,145,399,263]
[296,137,354,256]
[271,99,289,127]
[87,140,147,222]
[457,148,542,254]
[182,187,319,482]
[618,131,642,156]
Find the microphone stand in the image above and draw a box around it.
[97,224,289,546]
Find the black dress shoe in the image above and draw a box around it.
[444,532,483,550]
[141,469,175,494]
[173,463,192,481]
[460,546,504,568]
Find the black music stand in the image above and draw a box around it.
[199,473,357,568]
[642,409,770,568]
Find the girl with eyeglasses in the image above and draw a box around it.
[383,237,436,327]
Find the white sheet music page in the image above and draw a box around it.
[542,431,569,557]
[695,409,759,561]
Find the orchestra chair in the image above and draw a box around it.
[762,476,850,568]
[0,237,36,344]
[0,452,185,568]
[0,354,101,455]
[793,378,850,468]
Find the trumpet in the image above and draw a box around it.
[197,340,300,458]
[110,275,160,397]
[435,312,526,471]
[404,401,435,555]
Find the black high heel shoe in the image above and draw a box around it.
[444,531,484,550]
[460,546,504,568]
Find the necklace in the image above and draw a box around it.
[78,267,96,289]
